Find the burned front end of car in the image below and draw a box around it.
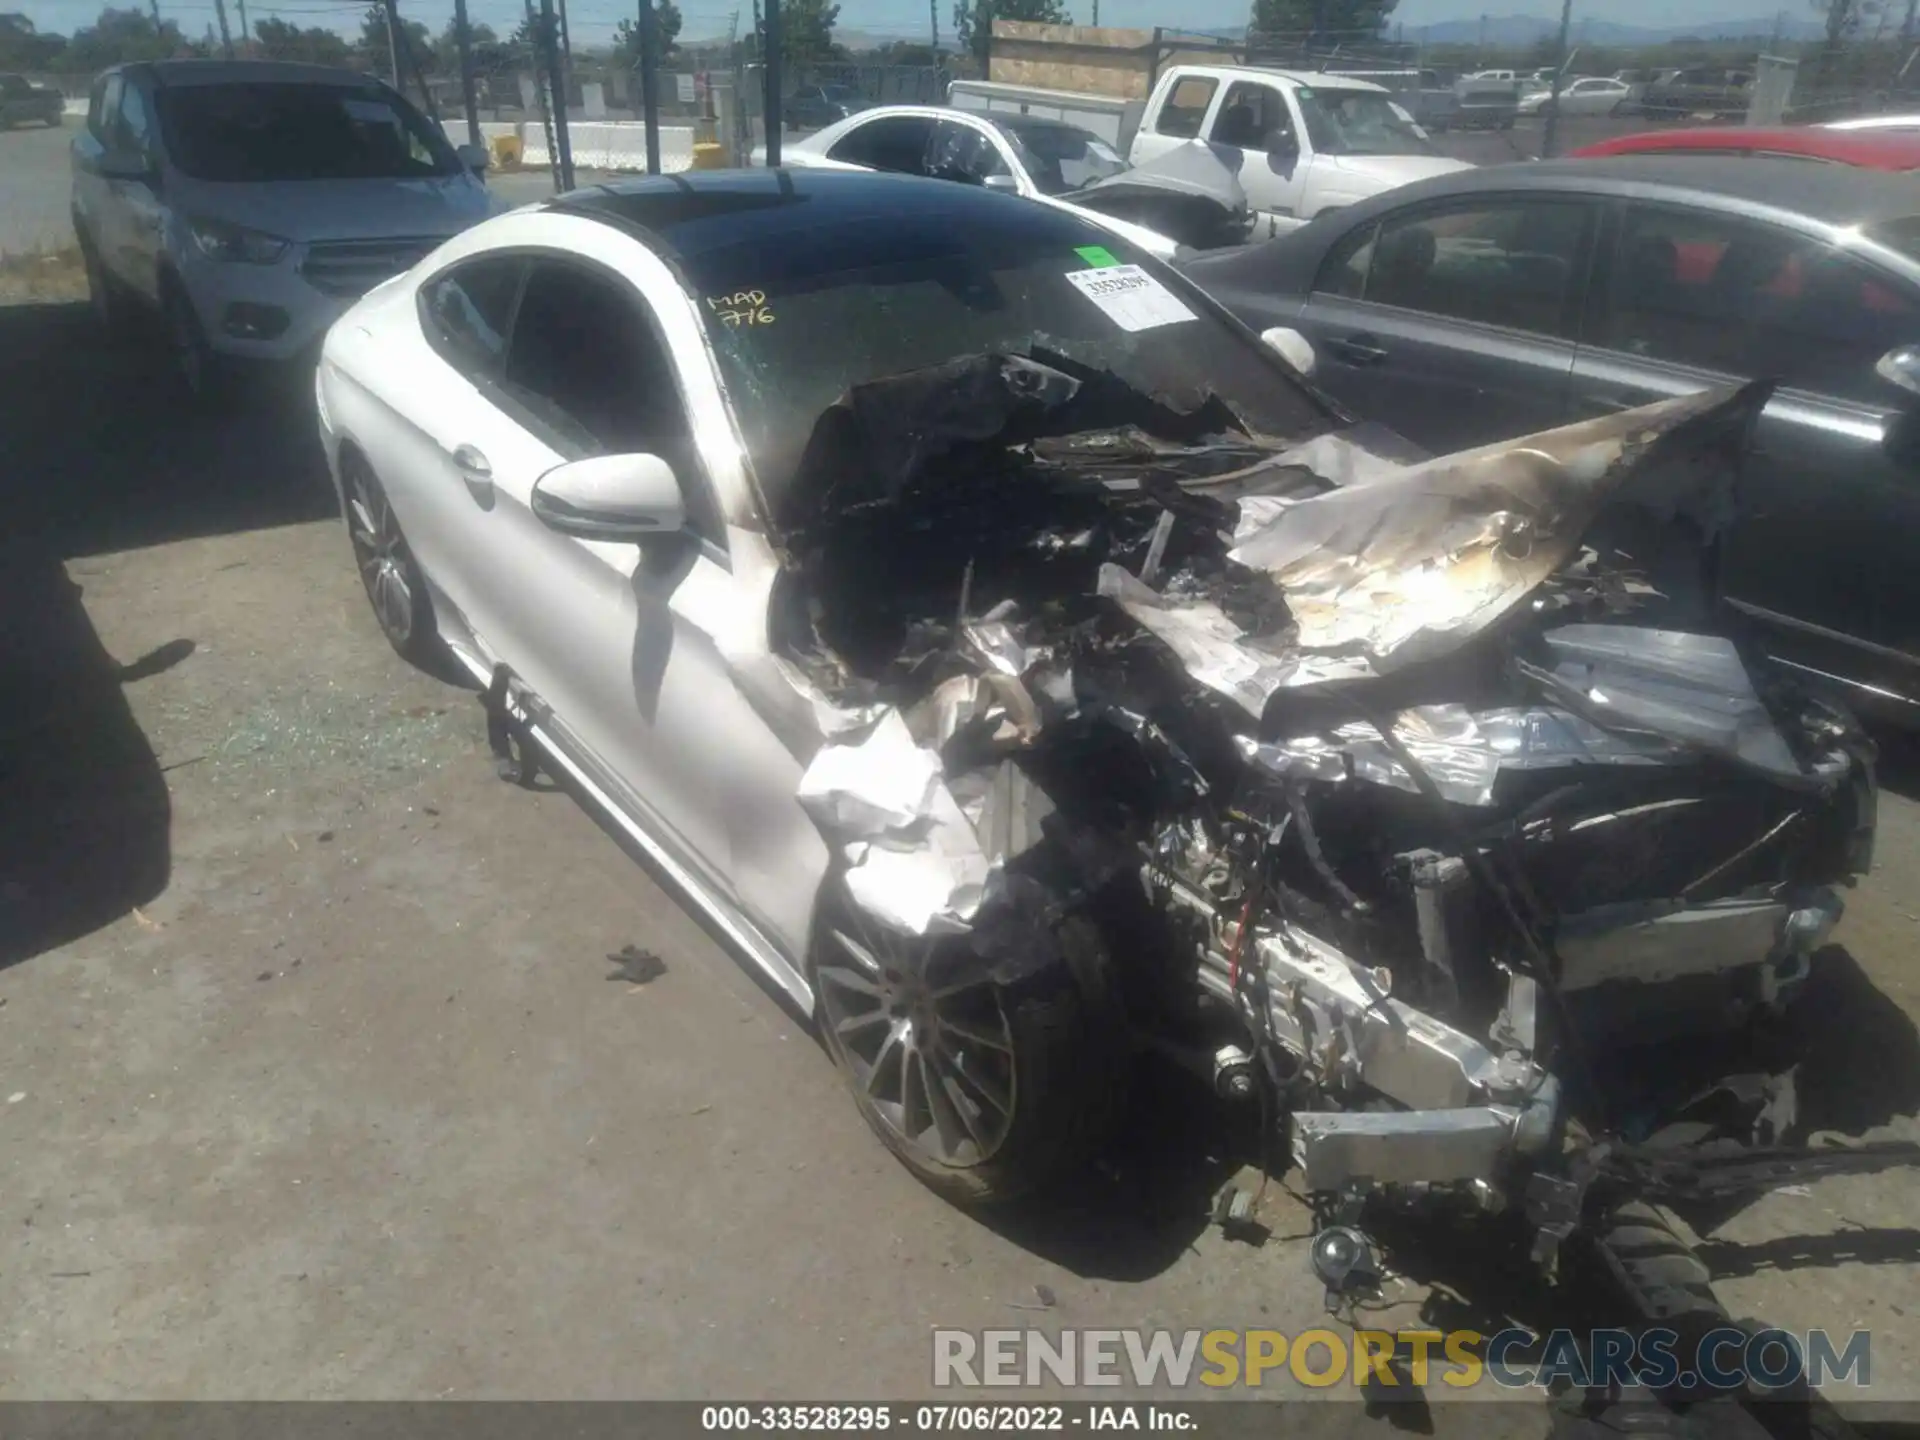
[768,349,1891,1277]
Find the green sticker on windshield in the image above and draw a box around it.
[1075,245,1121,268]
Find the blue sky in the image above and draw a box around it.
[16,0,1795,51]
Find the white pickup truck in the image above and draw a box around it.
[1127,64,1471,237]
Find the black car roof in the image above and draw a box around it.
[546,166,1099,257]
[1354,154,1920,236]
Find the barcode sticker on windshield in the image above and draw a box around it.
[1062,264,1196,332]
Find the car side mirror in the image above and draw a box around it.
[1265,129,1299,160]
[1261,325,1317,377]
[456,141,490,173]
[982,172,1020,193]
[1876,344,1920,398]
[532,453,685,540]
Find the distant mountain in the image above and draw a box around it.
[1401,13,1825,45]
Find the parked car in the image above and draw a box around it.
[1639,66,1753,118]
[782,83,865,132]
[1126,64,1473,237]
[1180,155,1920,717]
[0,72,64,127]
[72,59,493,400]
[1517,76,1632,116]
[764,105,1235,257]
[313,170,1890,1319]
[1573,124,1920,170]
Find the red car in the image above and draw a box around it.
[1571,125,1920,169]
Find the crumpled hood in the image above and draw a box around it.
[168,172,494,244]
[1066,141,1249,213]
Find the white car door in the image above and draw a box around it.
[354,218,826,963]
[1203,77,1306,235]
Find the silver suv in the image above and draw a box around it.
[71,59,494,399]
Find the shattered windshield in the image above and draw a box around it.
[681,203,1334,518]
[994,117,1130,195]
[1296,87,1437,156]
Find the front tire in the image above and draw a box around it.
[342,450,438,668]
[160,277,226,406]
[811,878,1122,1207]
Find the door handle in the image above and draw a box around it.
[450,443,493,501]
[1325,333,1388,366]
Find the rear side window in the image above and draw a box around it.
[1595,203,1919,401]
[1314,220,1378,299]
[1336,198,1591,337]
[420,258,524,378]
[826,114,934,175]
[1155,76,1217,139]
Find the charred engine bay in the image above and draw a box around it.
[774,350,1876,1146]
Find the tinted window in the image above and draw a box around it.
[1596,204,1920,400]
[1155,76,1217,139]
[1314,220,1378,299]
[118,80,157,158]
[1358,199,1589,335]
[826,114,933,174]
[1,75,28,97]
[927,119,1008,184]
[1209,81,1288,148]
[420,258,523,376]
[501,261,717,540]
[995,118,1126,194]
[156,82,457,182]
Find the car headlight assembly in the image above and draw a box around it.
[187,217,290,265]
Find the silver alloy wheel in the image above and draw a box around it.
[347,470,415,646]
[816,909,1018,1166]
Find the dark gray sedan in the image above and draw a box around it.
[1182,156,1920,719]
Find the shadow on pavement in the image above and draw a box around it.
[0,300,335,560]
[0,545,176,970]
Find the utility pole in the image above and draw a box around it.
[638,0,661,172]
[384,0,399,81]
[1092,0,1099,24]
[930,0,938,48]
[1477,11,1487,63]
[524,0,560,189]
[452,0,481,145]
[556,0,575,114]
[234,0,249,49]
[763,0,781,164]
[211,0,234,57]
[147,0,161,31]
[538,0,574,188]
[1539,0,1574,159]
[1903,0,1918,45]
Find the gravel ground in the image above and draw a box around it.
[0,149,1916,1418]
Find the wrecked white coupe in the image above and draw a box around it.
[319,172,1912,1337]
